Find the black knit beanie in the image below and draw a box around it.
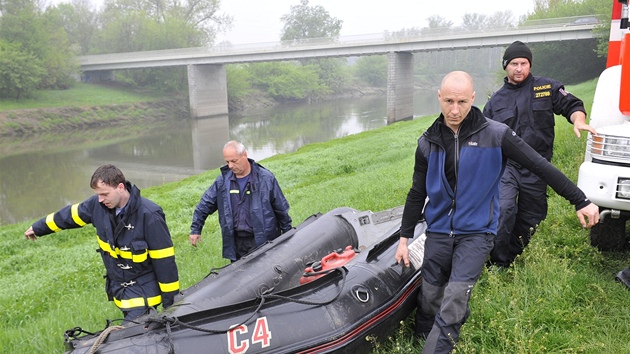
[502,41,532,69]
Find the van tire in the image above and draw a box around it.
[589,216,628,251]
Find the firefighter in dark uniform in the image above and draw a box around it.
[483,41,598,267]
[24,164,179,323]
[189,141,292,262]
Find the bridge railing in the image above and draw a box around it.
[209,15,605,53]
[77,15,605,67]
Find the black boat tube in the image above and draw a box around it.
[167,207,360,318]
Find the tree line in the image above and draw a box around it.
[0,0,612,102]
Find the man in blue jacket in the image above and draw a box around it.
[24,164,180,323]
[190,140,292,261]
[395,71,599,354]
[483,41,598,267]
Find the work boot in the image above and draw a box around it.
[615,267,630,290]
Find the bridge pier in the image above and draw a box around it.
[187,64,228,118]
[387,52,414,123]
[191,115,230,171]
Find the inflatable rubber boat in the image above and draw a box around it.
[64,206,427,354]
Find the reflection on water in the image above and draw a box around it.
[231,95,390,161]
[0,89,488,225]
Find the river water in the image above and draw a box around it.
[0,88,489,225]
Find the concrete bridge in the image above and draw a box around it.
[78,18,599,122]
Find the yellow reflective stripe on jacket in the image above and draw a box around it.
[70,203,87,226]
[149,247,175,259]
[118,249,149,263]
[45,213,61,232]
[96,238,149,262]
[114,294,162,309]
[159,280,180,293]
[97,240,173,263]
[229,189,250,194]
[97,236,118,258]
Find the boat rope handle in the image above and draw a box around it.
[64,326,96,342]
[88,325,125,354]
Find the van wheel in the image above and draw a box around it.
[589,216,628,251]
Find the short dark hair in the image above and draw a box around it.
[90,164,126,189]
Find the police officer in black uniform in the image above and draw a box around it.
[483,41,598,267]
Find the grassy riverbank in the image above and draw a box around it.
[0,83,187,137]
[1,79,629,353]
[0,82,166,110]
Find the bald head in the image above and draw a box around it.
[439,71,475,93]
[437,71,476,133]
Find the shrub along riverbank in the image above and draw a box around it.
[0,79,629,353]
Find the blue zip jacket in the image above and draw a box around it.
[190,159,292,261]
[400,106,590,238]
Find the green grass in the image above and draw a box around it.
[0,82,163,111]
[1,79,629,353]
